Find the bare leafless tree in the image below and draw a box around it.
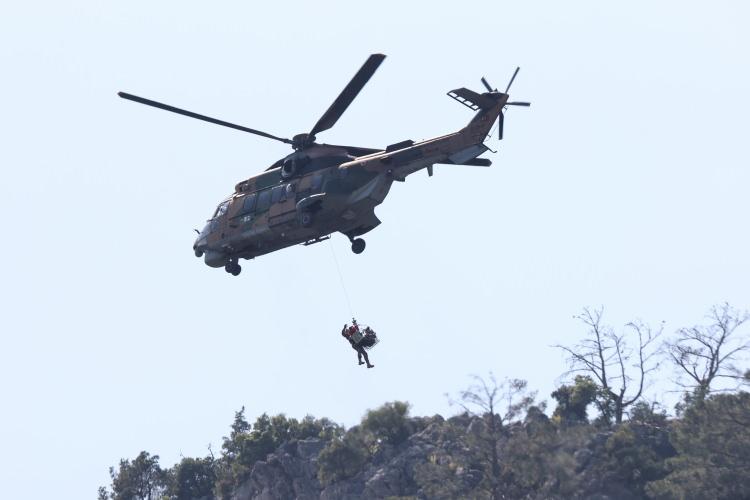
[555,307,662,424]
[451,373,537,425]
[665,302,750,401]
[447,373,537,500]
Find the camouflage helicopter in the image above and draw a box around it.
[119,54,529,276]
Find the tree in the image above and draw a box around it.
[215,407,344,496]
[452,375,537,424]
[317,427,370,485]
[361,401,412,447]
[221,406,250,461]
[297,415,342,441]
[501,406,583,498]
[317,401,412,485]
[646,392,750,499]
[168,456,216,500]
[576,397,674,498]
[665,302,750,401]
[556,307,662,424]
[108,451,166,500]
[551,375,598,426]
[414,418,480,499]
[448,374,537,500]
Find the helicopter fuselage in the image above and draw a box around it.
[120,54,528,275]
[193,92,507,270]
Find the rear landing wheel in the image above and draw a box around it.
[351,238,366,254]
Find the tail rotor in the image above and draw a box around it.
[481,76,494,93]
[504,66,520,93]
[480,67,530,140]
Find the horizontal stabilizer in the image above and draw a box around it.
[447,88,495,110]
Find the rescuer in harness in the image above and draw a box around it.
[341,318,377,368]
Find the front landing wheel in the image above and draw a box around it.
[225,261,241,276]
[351,238,366,254]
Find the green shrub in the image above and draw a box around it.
[361,401,412,447]
[317,430,369,485]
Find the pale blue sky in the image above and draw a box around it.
[1,1,749,498]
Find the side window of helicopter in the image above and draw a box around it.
[271,185,285,204]
[240,193,256,215]
[256,189,272,212]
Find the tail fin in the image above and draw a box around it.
[448,87,506,143]
[449,69,530,143]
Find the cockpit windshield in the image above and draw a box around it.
[213,200,230,218]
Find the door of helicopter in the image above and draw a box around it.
[268,181,298,227]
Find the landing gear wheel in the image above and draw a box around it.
[225,260,241,276]
[351,238,366,254]
[194,249,203,258]
[300,211,313,228]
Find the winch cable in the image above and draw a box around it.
[328,238,355,319]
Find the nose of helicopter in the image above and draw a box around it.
[193,240,206,258]
[193,243,205,258]
[193,225,209,257]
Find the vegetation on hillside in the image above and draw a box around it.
[100,303,750,499]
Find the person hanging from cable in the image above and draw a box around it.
[341,318,375,368]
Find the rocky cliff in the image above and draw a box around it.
[226,412,670,500]
[228,415,477,500]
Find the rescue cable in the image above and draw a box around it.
[328,238,355,318]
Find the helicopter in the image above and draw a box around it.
[119,54,529,276]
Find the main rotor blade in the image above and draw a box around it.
[118,92,293,145]
[309,54,386,137]
[504,67,520,93]
[506,101,531,107]
[480,77,494,92]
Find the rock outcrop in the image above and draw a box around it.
[230,417,451,500]
[228,413,674,500]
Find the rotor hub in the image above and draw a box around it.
[292,133,316,150]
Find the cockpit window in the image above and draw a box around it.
[214,201,229,218]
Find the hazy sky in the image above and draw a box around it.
[2,1,749,498]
